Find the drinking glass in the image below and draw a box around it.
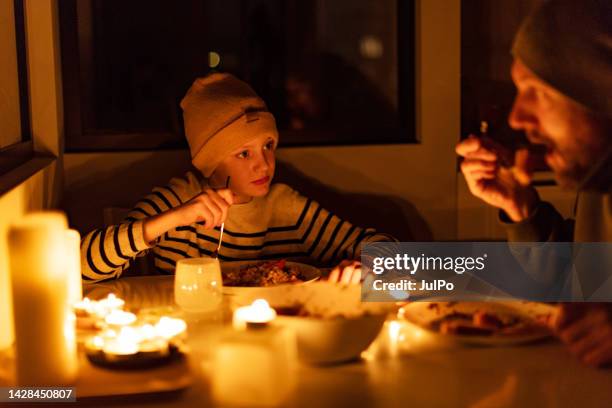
[174,257,223,314]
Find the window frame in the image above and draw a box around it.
[59,0,416,152]
[0,0,34,189]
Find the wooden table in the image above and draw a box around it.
[71,277,612,407]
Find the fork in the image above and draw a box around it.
[211,176,230,258]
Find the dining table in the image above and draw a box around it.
[6,275,612,408]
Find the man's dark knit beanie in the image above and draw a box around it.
[512,0,612,118]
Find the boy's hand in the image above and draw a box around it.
[143,184,234,244]
[175,187,234,229]
[328,260,362,284]
[554,303,612,367]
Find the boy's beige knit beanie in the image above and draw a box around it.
[180,73,278,177]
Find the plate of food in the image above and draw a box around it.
[399,301,557,346]
[220,260,321,295]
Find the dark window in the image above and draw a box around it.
[59,0,416,151]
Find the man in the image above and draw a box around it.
[456,0,612,367]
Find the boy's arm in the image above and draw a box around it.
[81,179,189,282]
[81,220,152,282]
[82,175,232,282]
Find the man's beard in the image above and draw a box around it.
[553,167,583,189]
[549,148,598,190]
[526,131,588,189]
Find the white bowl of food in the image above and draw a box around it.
[220,260,320,296]
[231,282,395,364]
[275,311,387,364]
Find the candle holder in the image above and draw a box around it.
[85,340,182,369]
[83,315,188,370]
[74,294,127,330]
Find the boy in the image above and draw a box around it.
[82,73,395,283]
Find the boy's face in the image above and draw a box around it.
[209,133,277,202]
[508,59,609,188]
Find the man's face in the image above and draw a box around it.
[508,59,609,188]
[209,133,277,202]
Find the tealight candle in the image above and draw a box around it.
[74,297,94,315]
[84,316,186,369]
[74,294,126,320]
[103,327,140,355]
[211,299,296,406]
[89,336,105,351]
[103,339,139,356]
[155,317,187,339]
[105,310,137,326]
[233,299,277,330]
[98,294,125,315]
[139,338,170,354]
[138,324,157,341]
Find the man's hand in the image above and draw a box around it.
[328,260,362,284]
[456,136,539,222]
[554,303,612,367]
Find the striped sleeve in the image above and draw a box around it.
[272,184,397,264]
[81,172,197,282]
[303,207,397,264]
[81,220,152,282]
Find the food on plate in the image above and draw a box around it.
[420,302,551,337]
[222,260,305,287]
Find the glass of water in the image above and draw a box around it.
[174,257,223,314]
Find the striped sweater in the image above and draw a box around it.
[81,171,396,282]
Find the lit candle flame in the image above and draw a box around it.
[155,317,187,339]
[233,299,277,330]
[105,310,137,326]
[74,294,126,318]
[85,311,187,358]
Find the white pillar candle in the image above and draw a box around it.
[65,229,82,305]
[8,212,78,386]
[210,300,296,406]
[0,253,14,350]
[211,326,297,407]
